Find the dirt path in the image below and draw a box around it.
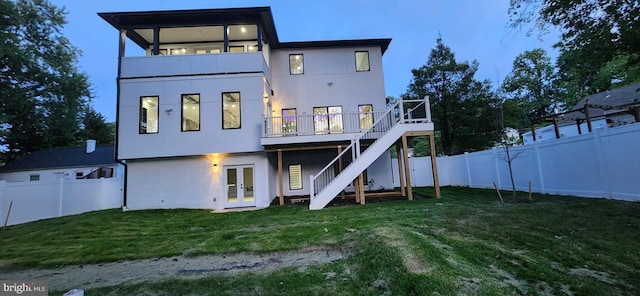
[0,248,345,292]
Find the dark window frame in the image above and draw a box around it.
[355,51,370,72]
[289,54,304,75]
[181,93,201,132]
[139,96,160,134]
[222,92,242,130]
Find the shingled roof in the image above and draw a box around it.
[0,145,116,172]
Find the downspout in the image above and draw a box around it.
[115,28,128,209]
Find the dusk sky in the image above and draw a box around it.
[51,0,559,122]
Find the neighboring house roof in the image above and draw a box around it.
[547,82,640,125]
[572,82,640,111]
[0,145,116,172]
[98,7,392,55]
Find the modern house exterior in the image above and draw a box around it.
[99,7,438,211]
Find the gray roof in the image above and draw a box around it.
[572,82,640,111]
[0,145,116,172]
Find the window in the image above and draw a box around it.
[359,104,374,130]
[29,174,40,181]
[313,106,343,134]
[289,164,303,190]
[289,54,304,75]
[355,51,370,72]
[282,108,297,134]
[182,94,200,131]
[222,92,241,129]
[229,46,244,53]
[140,96,159,134]
[170,48,187,55]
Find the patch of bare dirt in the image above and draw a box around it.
[489,264,528,294]
[376,227,432,274]
[569,268,617,284]
[0,248,345,292]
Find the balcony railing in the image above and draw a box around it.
[120,51,270,80]
[262,111,389,138]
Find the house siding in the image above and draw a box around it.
[125,153,272,210]
[269,46,386,118]
[118,74,267,159]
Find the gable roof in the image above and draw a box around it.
[0,145,116,172]
[572,82,640,111]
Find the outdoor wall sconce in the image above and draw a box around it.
[165,108,173,115]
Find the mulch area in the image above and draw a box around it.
[270,190,430,207]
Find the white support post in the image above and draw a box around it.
[424,96,432,122]
[399,97,405,123]
[309,175,315,199]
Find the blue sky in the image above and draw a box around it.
[51,0,558,122]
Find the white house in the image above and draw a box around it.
[0,141,120,182]
[99,7,436,211]
[0,141,124,226]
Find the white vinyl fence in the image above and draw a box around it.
[0,178,123,226]
[392,123,640,201]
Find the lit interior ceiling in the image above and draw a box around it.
[133,25,257,45]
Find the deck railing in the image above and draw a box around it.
[262,111,388,137]
[309,96,431,200]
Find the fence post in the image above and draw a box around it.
[533,141,546,194]
[493,147,502,189]
[0,180,5,225]
[58,178,64,217]
[464,152,472,187]
[592,128,612,198]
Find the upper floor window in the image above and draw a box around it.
[355,51,370,72]
[222,92,241,129]
[140,96,159,134]
[170,48,187,55]
[182,94,200,131]
[289,54,304,75]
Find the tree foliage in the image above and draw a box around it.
[508,0,640,107]
[406,37,499,156]
[502,48,557,127]
[0,0,103,162]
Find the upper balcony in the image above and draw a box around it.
[261,97,433,146]
[120,51,271,80]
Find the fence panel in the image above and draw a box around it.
[392,124,640,201]
[0,178,122,226]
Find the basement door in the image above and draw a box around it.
[224,165,256,208]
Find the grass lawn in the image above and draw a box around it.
[1,186,639,295]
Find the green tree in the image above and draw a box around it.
[406,37,499,156]
[509,0,640,107]
[502,48,557,127]
[0,0,92,161]
[80,107,114,144]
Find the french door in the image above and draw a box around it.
[224,165,256,208]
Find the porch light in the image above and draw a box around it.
[263,94,269,103]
